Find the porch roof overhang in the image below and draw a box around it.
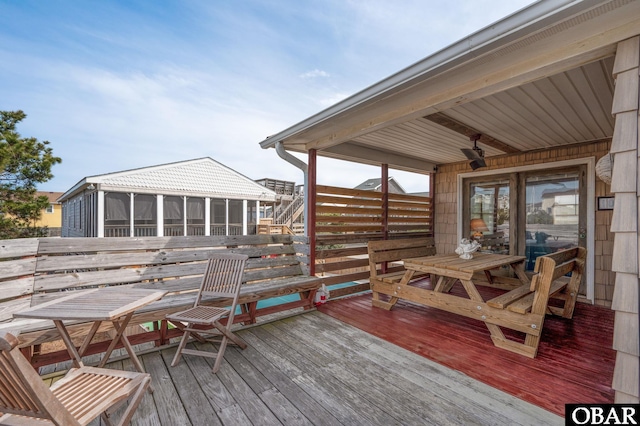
[259,0,640,174]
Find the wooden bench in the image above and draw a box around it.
[0,234,323,367]
[368,237,436,308]
[485,246,586,357]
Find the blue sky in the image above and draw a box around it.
[1,0,535,193]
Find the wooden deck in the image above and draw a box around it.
[44,310,562,425]
[318,283,616,418]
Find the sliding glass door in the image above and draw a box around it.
[463,165,587,280]
[519,170,585,272]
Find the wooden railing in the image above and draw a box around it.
[314,185,432,297]
[104,224,244,237]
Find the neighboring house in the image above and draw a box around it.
[354,177,406,194]
[34,191,64,236]
[260,0,640,403]
[541,188,579,225]
[58,157,277,238]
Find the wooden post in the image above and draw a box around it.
[309,149,317,276]
[429,171,436,237]
[382,164,389,240]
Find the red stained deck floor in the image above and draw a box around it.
[317,281,615,417]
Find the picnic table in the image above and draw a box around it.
[371,248,587,357]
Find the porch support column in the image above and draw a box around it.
[130,193,135,237]
[381,164,389,240]
[429,172,435,237]
[205,197,211,236]
[183,197,188,236]
[609,35,640,403]
[309,149,317,276]
[242,200,248,235]
[157,195,164,237]
[97,190,104,238]
[225,199,229,236]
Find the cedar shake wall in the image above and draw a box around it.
[609,36,640,403]
[434,140,613,307]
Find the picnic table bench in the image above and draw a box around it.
[0,234,323,367]
[367,237,436,308]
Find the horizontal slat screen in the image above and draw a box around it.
[314,185,432,299]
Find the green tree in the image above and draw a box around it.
[526,209,553,225]
[0,110,62,239]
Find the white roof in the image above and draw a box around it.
[60,157,278,201]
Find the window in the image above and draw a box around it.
[45,204,54,214]
[228,200,243,235]
[246,202,257,235]
[105,193,131,237]
[134,194,157,236]
[186,197,205,236]
[164,196,184,236]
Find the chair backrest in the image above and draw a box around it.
[0,331,79,425]
[477,232,507,252]
[197,253,248,300]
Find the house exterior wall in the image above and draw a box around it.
[433,140,613,307]
[609,35,639,404]
[61,193,87,237]
[36,203,62,229]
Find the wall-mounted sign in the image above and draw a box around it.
[597,196,614,210]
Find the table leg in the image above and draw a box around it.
[77,320,102,358]
[510,261,532,290]
[98,312,144,373]
[434,276,455,293]
[460,279,507,343]
[53,320,84,368]
[459,279,484,301]
[371,269,414,310]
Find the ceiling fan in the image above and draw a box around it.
[461,134,486,170]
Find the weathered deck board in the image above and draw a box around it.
[53,309,564,425]
[70,310,559,425]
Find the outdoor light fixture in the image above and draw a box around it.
[461,134,486,170]
[87,184,95,190]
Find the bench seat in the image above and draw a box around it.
[0,235,324,366]
[368,237,436,308]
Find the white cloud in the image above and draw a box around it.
[300,69,330,79]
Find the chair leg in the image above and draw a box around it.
[115,376,151,426]
[212,336,229,373]
[214,320,247,349]
[171,329,191,367]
